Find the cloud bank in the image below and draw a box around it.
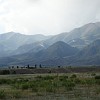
[0,0,100,35]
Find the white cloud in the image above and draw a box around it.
[0,0,100,35]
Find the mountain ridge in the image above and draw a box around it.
[0,22,100,66]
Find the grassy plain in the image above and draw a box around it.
[0,69,100,100]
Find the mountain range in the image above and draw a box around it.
[43,22,100,49]
[0,32,51,57]
[0,22,100,67]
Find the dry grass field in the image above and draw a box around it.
[0,67,100,100]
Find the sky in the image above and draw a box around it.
[0,0,100,35]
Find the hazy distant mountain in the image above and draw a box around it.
[42,41,78,59]
[43,32,69,45]
[1,22,100,57]
[67,38,86,49]
[0,32,50,50]
[0,32,51,57]
[44,39,100,66]
[76,39,100,58]
[16,41,78,65]
[12,41,49,55]
[67,22,100,42]
[0,41,79,66]
[44,22,100,49]
[70,39,100,66]
[1,22,100,67]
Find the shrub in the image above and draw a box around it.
[35,75,42,80]
[59,75,68,81]
[32,87,38,92]
[12,91,21,98]
[91,73,96,76]
[48,70,51,73]
[95,87,100,95]
[21,83,29,90]
[13,83,20,89]
[70,74,77,79]
[43,76,54,80]
[30,82,39,92]
[74,78,81,84]
[0,79,12,84]
[63,80,75,91]
[0,90,6,99]
[0,70,10,75]
[85,79,95,85]
[11,70,16,74]
[95,75,100,79]
[46,86,53,92]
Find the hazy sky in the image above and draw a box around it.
[0,0,100,35]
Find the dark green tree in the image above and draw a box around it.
[17,66,19,69]
[27,64,30,69]
[35,64,37,68]
[39,64,42,68]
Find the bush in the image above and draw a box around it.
[95,80,100,85]
[63,80,75,91]
[74,78,81,84]
[30,82,38,92]
[59,75,68,81]
[95,75,100,79]
[12,91,22,98]
[70,74,77,79]
[35,75,42,80]
[13,83,20,89]
[43,76,54,80]
[32,87,38,92]
[46,86,53,92]
[85,79,95,85]
[0,90,6,99]
[0,70,10,75]
[91,73,96,76]
[0,79,12,84]
[21,83,29,90]
[12,71,16,74]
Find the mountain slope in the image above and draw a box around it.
[36,39,100,66]
[70,39,100,66]
[1,22,100,57]
[76,39,100,58]
[1,22,100,66]
[67,22,100,42]
[12,41,48,55]
[44,22,100,49]
[0,32,50,50]
[42,41,78,59]
[0,32,51,57]
[0,41,79,66]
